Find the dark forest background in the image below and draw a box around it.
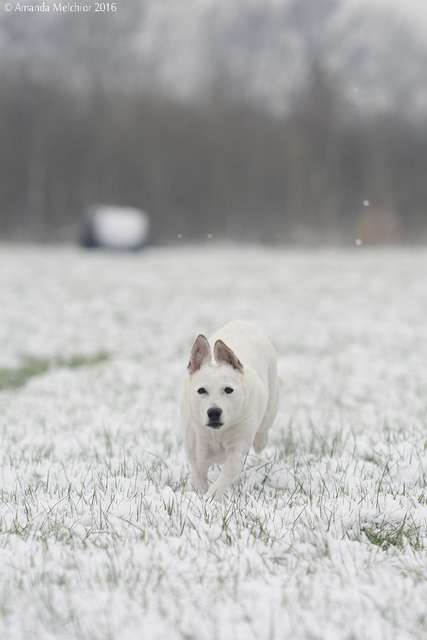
[1,1,427,245]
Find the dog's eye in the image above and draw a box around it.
[224,387,234,394]
[197,387,207,395]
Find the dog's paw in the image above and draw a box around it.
[205,485,224,501]
[253,431,268,454]
[189,476,209,494]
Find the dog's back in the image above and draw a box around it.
[209,320,276,374]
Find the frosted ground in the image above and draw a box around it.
[1,242,427,640]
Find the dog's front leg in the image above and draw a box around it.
[188,450,212,494]
[205,445,245,501]
[189,467,209,494]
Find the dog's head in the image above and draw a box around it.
[187,334,245,430]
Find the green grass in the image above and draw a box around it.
[362,517,423,552]
[0,352,108,390]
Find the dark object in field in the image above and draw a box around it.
[80,205,150,251]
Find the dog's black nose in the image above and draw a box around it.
[207,407,222,422]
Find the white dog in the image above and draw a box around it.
[180,320,279,500]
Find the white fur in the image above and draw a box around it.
[180,320,279,501]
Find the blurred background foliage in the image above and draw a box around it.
[1,0,427,244]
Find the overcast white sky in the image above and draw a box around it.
[349,0,427,33]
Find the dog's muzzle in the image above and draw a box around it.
[207,407,223,429]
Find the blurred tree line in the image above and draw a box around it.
[1,62,427,244]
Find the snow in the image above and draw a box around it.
[1,242,427,639]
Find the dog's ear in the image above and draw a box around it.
[188,335,211,374]
[214,340,243,372]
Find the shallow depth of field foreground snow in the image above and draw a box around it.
[1,243,427,640]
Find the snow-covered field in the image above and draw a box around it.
[1,242,427,639]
